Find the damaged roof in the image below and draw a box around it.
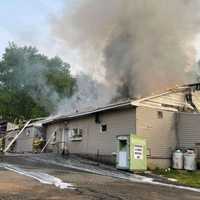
[42,83,200,126]
[6,117,45,132]
[133,83,200,112]
[42,99,135,125]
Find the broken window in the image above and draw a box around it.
[101,124,107,132]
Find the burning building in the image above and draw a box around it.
[41,83,200,169]
[4,0,200,169]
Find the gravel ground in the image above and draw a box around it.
[0,154,199,200]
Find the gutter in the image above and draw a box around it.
[42,101,135,126]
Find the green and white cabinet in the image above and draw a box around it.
[117,134,147,171]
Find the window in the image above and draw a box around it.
[101,124,107,132]
[157,111,163,119]
[69,128,83,141]
[119,140,127,151]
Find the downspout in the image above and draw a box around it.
[185,89,199,112]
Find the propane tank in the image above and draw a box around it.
[173,150,183,169]
[184,149,196,171]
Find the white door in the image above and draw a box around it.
[118,139,128,169]
[118,151,128,168]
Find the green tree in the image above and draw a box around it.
[0,42,76,122]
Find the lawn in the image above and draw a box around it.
[154,169,200,188]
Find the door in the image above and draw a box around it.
[117,136,129,169]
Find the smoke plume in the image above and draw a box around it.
[53,0,200,102]
[56,73,112,114]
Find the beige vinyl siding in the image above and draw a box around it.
[67,116,92,154]
[68,108,136,155]
[45,108,136,155]
[177,112,200,149]
[136,106,177,159]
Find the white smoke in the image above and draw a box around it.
[56,73,113,114]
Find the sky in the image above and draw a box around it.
[0,1,59,50]
[0,0,80,73]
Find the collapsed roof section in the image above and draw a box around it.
[132,83,200,112]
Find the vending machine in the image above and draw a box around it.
[116,134,147,171]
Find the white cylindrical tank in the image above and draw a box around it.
[184,150,196,171]
[173,150,183,169]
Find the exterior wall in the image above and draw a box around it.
[68,108,136,155]
[177,112,200,150]
[45,108,136,162]
[147,158,171,169]
[5,126,44,153]
[136,106,177,168]
[45,106,178,169]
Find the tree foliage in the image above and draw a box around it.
[0,43,76,122]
